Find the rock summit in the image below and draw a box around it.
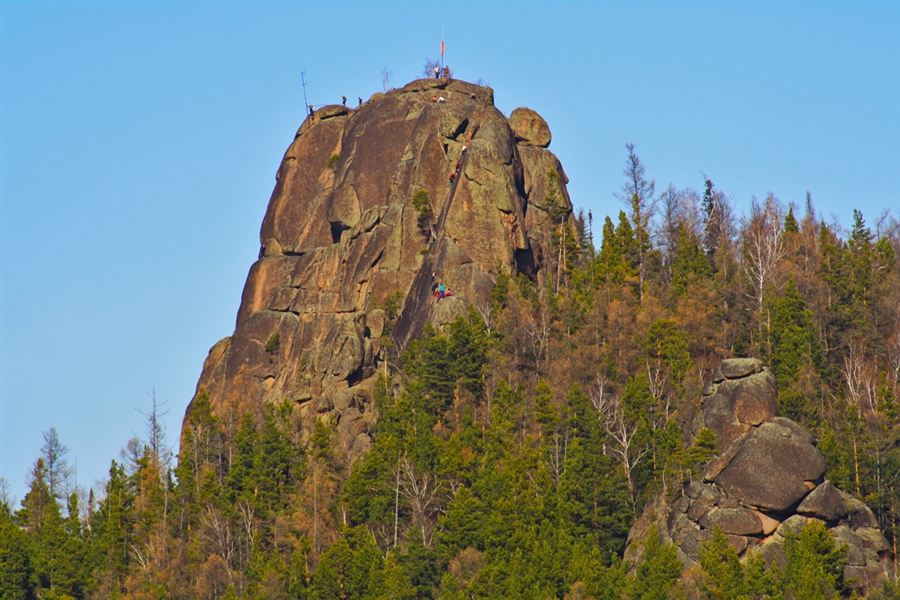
[183,78,572,462]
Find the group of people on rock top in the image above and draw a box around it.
[433,65,451,78]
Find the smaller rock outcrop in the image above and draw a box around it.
[626,358,892,595]
[509,107,551,148]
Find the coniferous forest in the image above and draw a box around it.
[3,147,900,599]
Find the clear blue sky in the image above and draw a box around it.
[2,2,898,504]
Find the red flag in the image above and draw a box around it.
[441,40,445,56]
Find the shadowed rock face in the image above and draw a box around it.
[626,358,892,596]
[183,78,572,462]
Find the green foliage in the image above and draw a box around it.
[489,269,510,312]
[327,153,340,169]
[412,190,432,217]
[698,527,746,599]
[678,428,718,479]
[265,331,280,353]
[628,526,682,600]
[670,222,712,298]
[4,175,900,600]
[645,319,691,385]
[770,277,821,382]
[533,379,559,436]
[541,169,568,222]
[0,498,32,600]
[784,205,800,233]
[782,520,847,599]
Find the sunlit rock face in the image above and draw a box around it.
[183,78,572,462]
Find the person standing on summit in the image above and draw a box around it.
[434,65,440,79]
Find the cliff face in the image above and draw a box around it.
[626,359,892,595]
[184,78,571,461]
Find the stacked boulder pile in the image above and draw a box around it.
[626,358,892,593]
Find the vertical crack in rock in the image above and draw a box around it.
[183,78,571,466]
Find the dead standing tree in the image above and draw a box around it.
[400,457,442,547]
[590,376,650,513]
[615,144,657,304]
[741,195,785,338]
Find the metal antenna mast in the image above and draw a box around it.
[301,70,310,117]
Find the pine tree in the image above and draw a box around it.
[781,521,847,599]
[770,276,823,422]
[534,379,559,436]
[617,144,656,304]
[627,527,682,600]
[16,458,69,597]
[670,222,712,298]
[698,527,745,599]
[0,496,32,600]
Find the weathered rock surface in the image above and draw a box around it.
[183,79,572,462]
[626,358,892,596]
[715,420,826,511]
[695,359,778,447]
[509,107,551,148]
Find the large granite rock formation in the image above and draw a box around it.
[183,78,572,461]
[626,358,892,595]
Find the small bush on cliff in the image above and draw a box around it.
[412,190,432,217]
[265,332,280,353]
[327,154,340,169]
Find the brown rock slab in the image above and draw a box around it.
[855,527,891,553]
[776,514,807,538]
[796,481,847,521]
[698,369,777,447]
[733,372,778,426]
[715,421,826,511]
[699,507,764,536]
[756,511,781,535]
[714,358,763,382]
[702,433,747,482]
[687,501,709,523]
[685,481,704,499]
[509,107,551,147]
[843,493,880,529]
[726,534,750,555]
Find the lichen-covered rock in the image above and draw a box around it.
[714,420,826,511]
[509,107,551,147]
[698,507,764,536]
[696,360,777,447]
[713,357,763,381]
[796,481,847,521]
[626,358,893,595]
[183,79,574,464]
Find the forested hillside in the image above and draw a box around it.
[3,146,899,599]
